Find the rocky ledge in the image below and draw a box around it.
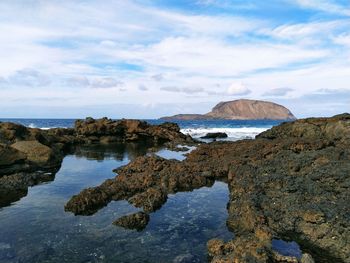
[65,114,350,263]
[0,118,193,207]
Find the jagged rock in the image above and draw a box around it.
[65,114,350,263]
[128,187,167,213]
[301,253,315,263]
[207,239,225,257]
[0,122,30,144]
[0,118,191,208]
[65,155,215,217]
[113,212,149,231]
[74,117,193,144]
[0,144,26,167]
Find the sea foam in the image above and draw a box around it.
[180,127,270,140]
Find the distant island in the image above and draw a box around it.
[161,99,296,120]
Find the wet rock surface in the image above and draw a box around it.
[200,132,228,139]
[75,117,193,144]
[65,114,350,263]
[64,155,216,215]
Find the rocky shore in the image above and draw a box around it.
[0,118,193,207]
[64,114,350,263]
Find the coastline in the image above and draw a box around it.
[0,115,349,262]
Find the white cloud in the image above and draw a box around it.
[226,82,251,95]
[90,77,123,89]
[263,87,294,97]
[0,0,349,117]
[292,0,350,16]
[151,74,164,81]
[138,84,148,91]
[66,76,90,87]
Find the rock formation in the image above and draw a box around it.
[161,99,296,120]
[200,132,228,139]
[65,114,350,263]
[0,118,193,207]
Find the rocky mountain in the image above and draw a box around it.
[161,99,296,120]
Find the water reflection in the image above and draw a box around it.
[0,142,160,209]
[0,143,232,262]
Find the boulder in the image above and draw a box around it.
[200,132,228,139]
[11,141,59,167]
[0,144,26,167]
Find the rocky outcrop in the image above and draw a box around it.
[75,117,193,144]
[200,132,228,139]
[64,155,216,215]
[11,141,60,167]
[65,114,350,263]
[0,118,193,208]
[161,99,296,120]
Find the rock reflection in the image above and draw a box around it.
[0,169,58,208]
[73,141,161,161]
[0,142,161,209]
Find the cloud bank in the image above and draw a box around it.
[0,0,349,118]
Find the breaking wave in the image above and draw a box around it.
[180,127,270,140]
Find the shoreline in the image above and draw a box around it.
[1,114,349,262]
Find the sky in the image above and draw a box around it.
[0,0,349,118]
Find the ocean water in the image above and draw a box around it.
[0,118,285,140]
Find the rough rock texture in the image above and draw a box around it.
[75,117,193,144]
[113,212,150,231]
[0,118,191,208]
[11,141,59,167]
[65,155,216,216]
[161,99,296,120]
[66,114,350,263]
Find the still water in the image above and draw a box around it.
[0,144,231,263]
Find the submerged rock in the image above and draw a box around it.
[113,212,150,231]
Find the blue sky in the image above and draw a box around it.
[0,0,349,118]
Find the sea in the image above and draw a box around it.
[0,118,285,140]
[0,118,300,262]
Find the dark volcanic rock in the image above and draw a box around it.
[66,114,350,263]
[113,212,150,231]
[65,155,216,216]
[200,132,228,139]
[74,117,193,144]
